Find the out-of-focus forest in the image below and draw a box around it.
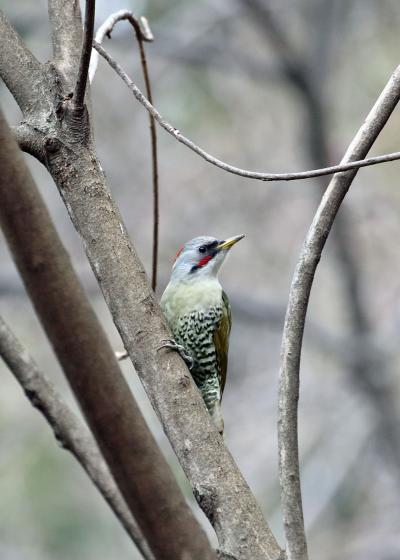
[1,0,400,558]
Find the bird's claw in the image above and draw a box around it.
[158,338,194,370]
[115,349,129,361]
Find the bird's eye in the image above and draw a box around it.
[198,245,206,253]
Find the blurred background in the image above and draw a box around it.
[1,0,400,558]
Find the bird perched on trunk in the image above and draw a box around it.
[160,235,244,434]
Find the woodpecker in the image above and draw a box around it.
[160,234,244,434]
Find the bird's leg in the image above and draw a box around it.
[158,339,194,370]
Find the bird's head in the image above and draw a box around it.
[170,234,244,283]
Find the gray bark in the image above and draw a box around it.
[0,104,215,560]
[43,112,281,560]
[48,0,83,83]
[0,6,282,560]
[278,65,400,560]
[0,315,154,560]
[0,11,43,114]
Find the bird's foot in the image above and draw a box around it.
[158,338,194,370]
[115,349,129,361]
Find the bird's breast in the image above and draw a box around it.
[160,279,223,323]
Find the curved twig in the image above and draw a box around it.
[93,41,400,183]
[89,10,153,83]
[278,64,400,560]
[90,11,159,291]
[0,315,154,560]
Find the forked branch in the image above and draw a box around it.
[0,10,280,558]
[0,106,215,560]
[278,64,400,560]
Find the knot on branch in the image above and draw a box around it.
[44,136,61,154]
[54,92,91,145]
[216,551,239,560]
[193,484,218,525]
[13,123,47,163]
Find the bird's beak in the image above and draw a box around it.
[217,234,245,251]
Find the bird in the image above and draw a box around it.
[160,234,244,434]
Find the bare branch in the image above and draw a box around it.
[0,315,154,560]
[90,11,159,292]
[42,122,283,560]
[93,42,400,183]
[138,37,159,293]
[0,10,44,113]
[26,76,285,560]
[0,29,281,555]
[278,64,400,560]
[74,0,95,109]
[0,106,215,560]
[48,0,83,84]
[241,0,400,492]
[3,11,282,555]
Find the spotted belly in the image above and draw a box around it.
[172,306,223,410]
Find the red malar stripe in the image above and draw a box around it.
[198,255,213,267]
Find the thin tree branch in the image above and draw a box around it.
[242,0,400,495]
[0,10,44,114]
[0,315,154,560]
[93,42,400,183]
[139,39,159,293]
[0,106,215,560]
[3,10,282,556]
[32,75,284,560]
[278,64,400,560]
[42,121,282,560]
[158,4,400,484]
[48,0,83,84]
[74,0,95,109]
[90,11,159,291]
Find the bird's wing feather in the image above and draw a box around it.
[213,290,231,398]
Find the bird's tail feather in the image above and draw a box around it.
[210,401,224,435]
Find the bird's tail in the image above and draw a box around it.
[210,401,224,435]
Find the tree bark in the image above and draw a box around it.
[0,315,154,560]
[278,64,400,560]
[0,105,215,560]
[48,0,83,83]
[0,7,282,558]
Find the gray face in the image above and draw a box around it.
[170,236,227,282]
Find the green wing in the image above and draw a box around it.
[213,290,232,398]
